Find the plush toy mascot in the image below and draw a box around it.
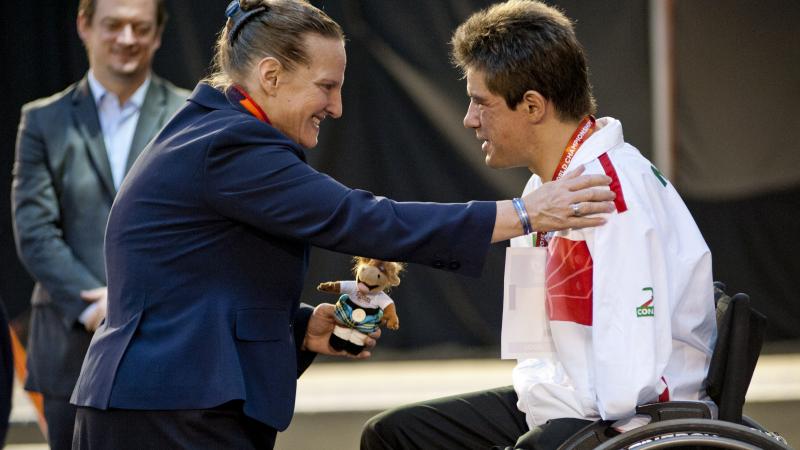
[317,257,405,354]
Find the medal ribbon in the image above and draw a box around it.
[534,115,596,247]
[229,85,272,124]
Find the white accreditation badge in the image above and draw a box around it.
[501,246,555,359]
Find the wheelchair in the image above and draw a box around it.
[556,283,794,450]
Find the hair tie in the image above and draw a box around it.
[225,0,268,45]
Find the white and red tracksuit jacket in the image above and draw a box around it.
[511,117,717,428]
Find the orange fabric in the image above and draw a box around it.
[8,325,48,437]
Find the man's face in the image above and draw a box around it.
[77,0,161,83]
[463,68,531,169]
[269,34,345,149]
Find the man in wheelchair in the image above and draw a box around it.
[361,1,732,448]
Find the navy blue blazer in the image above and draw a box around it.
[71,83,495,430]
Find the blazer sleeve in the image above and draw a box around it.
[12,104,103,325]
[202,123,496,276]
[292,303,317,378]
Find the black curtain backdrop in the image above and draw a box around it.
[676,0,800,340]
[1,1,796,352]
[686,189,800,341]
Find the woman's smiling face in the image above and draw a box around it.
[267,34,346,149]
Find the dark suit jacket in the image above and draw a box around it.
[71,83,496,430]
[12,74,188,397]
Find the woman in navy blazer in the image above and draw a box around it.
[71,0,614,448]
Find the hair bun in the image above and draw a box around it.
[226,0,268,17]
[239,0,265,12]
[225,0,240,18]
[225,0,269,45]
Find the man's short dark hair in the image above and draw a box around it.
[451,0,596,121]
[78,0,168,29]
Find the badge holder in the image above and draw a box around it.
[501,246,555,359]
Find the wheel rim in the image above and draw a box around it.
[624,434,764,450]
[592,419,790,450]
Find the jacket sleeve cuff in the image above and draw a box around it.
[293,302,317,377]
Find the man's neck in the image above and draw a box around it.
[93,69,149,105]
[529,118,589,180]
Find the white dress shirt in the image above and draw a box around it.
[87,71,151,189]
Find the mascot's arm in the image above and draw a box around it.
[317,281,342,293]
[382,302,399,330]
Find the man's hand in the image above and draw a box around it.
[80,287,108,332]
[303,303,380,360]
[524,165,616,232]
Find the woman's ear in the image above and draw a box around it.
[257,57,282,96]
[521,90,547,123]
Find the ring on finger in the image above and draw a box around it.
[570,202,581,217]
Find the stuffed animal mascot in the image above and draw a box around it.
[317,257,405,355]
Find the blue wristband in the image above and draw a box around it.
[512,198,533,235]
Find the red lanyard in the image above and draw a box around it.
[534,116,596,247]
[231,85,272,124]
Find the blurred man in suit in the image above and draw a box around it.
[11,0,187,447]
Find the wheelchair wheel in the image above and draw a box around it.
[593,418,792,450]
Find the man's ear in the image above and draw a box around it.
[76,13,91,44]
[521,90,547,123]
[257,57,282,96]
[151,25,164,53]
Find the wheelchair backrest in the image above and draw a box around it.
[707,287,767,423]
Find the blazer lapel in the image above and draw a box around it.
[127,76,167,172]
[72,77,116,199]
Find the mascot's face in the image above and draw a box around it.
[354,258,403,294]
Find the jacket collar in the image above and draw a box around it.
[72,76,116,199]
[71,74,173,199]
[188,82,231,112]
[567,116,625,168]
[188,82,307,161]
[128,75,170,171]
[86,70,151,110]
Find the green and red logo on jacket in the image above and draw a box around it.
[637,287,654,317]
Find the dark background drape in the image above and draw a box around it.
[1,1,797,353]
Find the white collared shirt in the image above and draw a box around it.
[87,71,151,189]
